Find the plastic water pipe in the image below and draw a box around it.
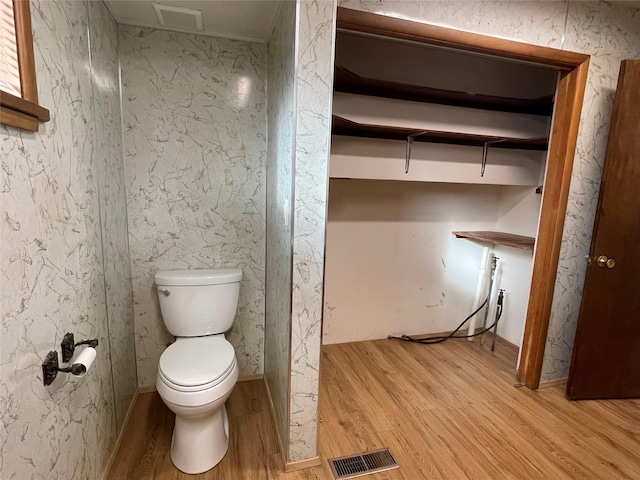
[468,247,489,339]
[480,256,499,345]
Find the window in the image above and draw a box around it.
[1,0,49,131]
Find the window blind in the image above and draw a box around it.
[1,0,22,97]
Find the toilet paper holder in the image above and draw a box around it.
[61,332,98,362]
[42,333,99,386]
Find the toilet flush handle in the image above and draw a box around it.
[159,288,171,297]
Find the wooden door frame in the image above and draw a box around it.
[336,7,590,389]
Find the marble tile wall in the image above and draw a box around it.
[265,0,296,460]
[288,0,337,462]
[276,0,640,462]
[333,0,640,382]
[89,0,137,430]
[119,27,268,387]
[541,1,640,381]
[1,0,132,477]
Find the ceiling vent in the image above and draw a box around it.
[152,3,204,32]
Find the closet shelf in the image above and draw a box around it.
[334,65,554,116]
[332,115,549,151]
[452,231,535,251]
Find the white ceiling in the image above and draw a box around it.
[106,1,640,45]
[105,0,283,43]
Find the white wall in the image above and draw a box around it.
[326,49,546,348]
[323,181,541,347]
[492,187,543,345]
[331,88,549,185]
[331,136,546,186]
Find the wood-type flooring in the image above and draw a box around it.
[107,338,640,479]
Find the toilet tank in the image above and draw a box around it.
[154,269,242,337]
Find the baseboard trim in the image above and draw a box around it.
[99,388,139,480]
[539,377,568,389]
[284,456,322,472]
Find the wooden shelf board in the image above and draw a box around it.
[332,115,549,151]
[452,231,535,251]
[334,65,554,116]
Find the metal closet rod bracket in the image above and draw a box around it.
[405,131,431,173]
[406,134,508,176]
[481,139,507,177]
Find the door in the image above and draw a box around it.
[567,60,640,399]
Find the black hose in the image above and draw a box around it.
[389,291,503,345]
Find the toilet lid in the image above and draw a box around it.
[159,336,235,387]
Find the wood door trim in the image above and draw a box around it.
[519,61,590,388]
[335,7,591,389]
[337,8,589,69]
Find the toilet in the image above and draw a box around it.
[154,268,242,474]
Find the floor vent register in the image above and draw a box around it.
[328,448,400,479]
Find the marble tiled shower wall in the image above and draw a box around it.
[265,0,337,462]
[542,1,640,381]
[265,0,296,461]
[1,1,135,478]
[90,0,137,432]
[119,27,267,387]
[288,0,336,462]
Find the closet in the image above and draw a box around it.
[323,25,563,364]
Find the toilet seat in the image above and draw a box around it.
[159,336,236,392]
[158,358,237,393]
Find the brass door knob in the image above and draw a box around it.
[596,255,616,268]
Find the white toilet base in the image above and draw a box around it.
[157,346,238,475]
[171,403,230,474]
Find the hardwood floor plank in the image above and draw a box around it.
[107,339,640,479]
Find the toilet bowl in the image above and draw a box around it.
[157,336,239,473]
[154,268,242,474]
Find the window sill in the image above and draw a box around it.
[1,90,50,132]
